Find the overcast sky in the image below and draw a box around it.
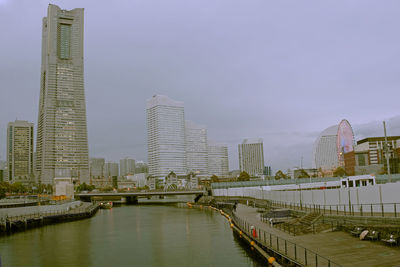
[0,0,399,172]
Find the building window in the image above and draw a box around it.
[358,154,366,166]
[57,24,71,59]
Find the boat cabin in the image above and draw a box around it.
[340,175,376,188]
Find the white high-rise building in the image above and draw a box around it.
[146,95,186,178]
[89,158,105,178]
[36,5,89,184]
[208,141,229,177]
[7,120,34,182]
[120,158,136,176]
[238,138,265,177]
[185,120,208,176]
[103,162,119,177]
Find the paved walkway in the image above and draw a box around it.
[234,204,400,267]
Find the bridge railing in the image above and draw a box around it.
[231,212,342,267]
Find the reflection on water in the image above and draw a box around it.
[0,205,264,267]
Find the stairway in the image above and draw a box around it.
[299,213,321,227]
[278,213,323,235]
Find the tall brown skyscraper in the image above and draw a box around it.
[36,4,89,184]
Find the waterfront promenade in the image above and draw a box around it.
[234,204,400,266]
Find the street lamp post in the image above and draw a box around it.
[383,121,391,183]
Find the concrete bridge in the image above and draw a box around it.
[75,190,206,204]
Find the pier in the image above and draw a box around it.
[0,201,99,234]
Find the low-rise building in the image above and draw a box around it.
[344,136,400,175]
[53,178,74,199]
[126,173,147,188]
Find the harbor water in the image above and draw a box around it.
[0,204,263,267]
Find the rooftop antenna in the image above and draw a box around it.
[383,121,391,182]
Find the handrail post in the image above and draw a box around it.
[305,250,307,265]
[285,240,287,254]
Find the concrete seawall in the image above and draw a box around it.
[0,202,100,234]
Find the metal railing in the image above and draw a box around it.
[270,200,400,218]
[211,174,400,189]
[231,212,341,267]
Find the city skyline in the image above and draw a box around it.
[1,1,400,172]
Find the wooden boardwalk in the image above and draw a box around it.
[234,204,400,267]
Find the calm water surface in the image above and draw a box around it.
[0,204,263,267]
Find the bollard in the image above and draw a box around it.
[268,257,275,266]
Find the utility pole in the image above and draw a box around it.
[383,121,391,182]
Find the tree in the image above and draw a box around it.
[100,186,114,192]
[10,182,27,193]
[76,182,95,192]
[333,167,346,177]
[275,170,287,180]
[238,171,250,181]
[0,182,11,199]
[46,184,53,194]
[297,169,310,178]
[210,175,219,183]
[37,183,47,193]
